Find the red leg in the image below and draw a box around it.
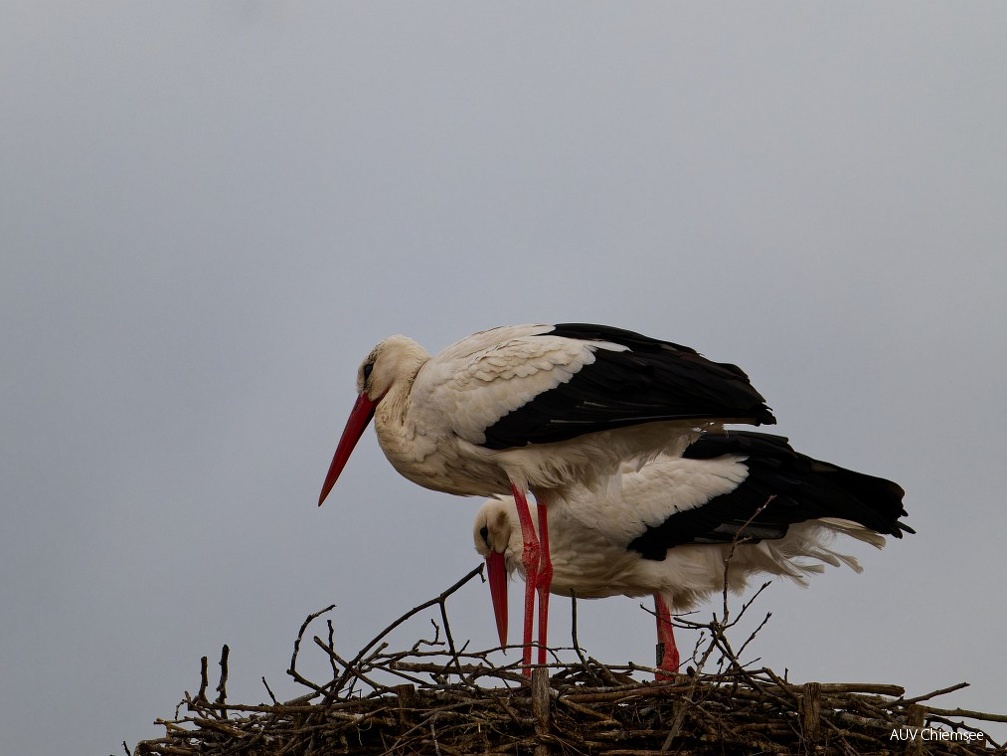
[653,594,680,681]
[535,495,553,667]
[510,484,539,677]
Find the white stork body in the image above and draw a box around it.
[319,323,777,673]
[474,432,911,677]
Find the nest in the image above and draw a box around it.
[132,567,1006,755]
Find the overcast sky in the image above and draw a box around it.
[2,3,1006,753]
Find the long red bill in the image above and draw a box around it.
[486,551,508,649]
[318,392,377,506]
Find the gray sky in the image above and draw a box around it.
[3,3,1006,752]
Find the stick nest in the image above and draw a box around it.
[132,567,1006,755]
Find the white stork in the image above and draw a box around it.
[318,323,776,672]
[474,431,911,678]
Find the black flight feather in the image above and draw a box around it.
[480,323,776,450]
[628,431,912,561]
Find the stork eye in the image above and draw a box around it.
[479,525,489,546]
[362,362,374,381]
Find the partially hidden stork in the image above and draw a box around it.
[474,431,911,677]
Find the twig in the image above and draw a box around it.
[569,591,604,686]
[215,645,229,705]
[196,656,209,703]
[288,603,336,681]
[899,681,970,705]
[329,564,484,696]
[261,676,278,705]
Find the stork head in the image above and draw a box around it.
[473,497,523,649]
[318,335,428,506]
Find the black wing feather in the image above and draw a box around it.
[481,323,776,450]
[628,431,912,561]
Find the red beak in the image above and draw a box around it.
[486,551,508,649]
[318,392,377,506]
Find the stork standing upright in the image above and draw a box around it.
[318,323,776,672]
[474,431,912,677]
